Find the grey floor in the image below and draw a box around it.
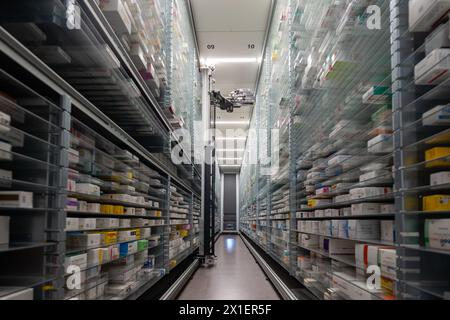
[177,234,280,300]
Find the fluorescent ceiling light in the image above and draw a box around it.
[216,137,247,141]
[216,149,245,152]
[213,121,250,125]
[218,157,243,161]
[219,164,241,167]
[201,57,261,65]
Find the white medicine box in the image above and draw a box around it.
[0,191,33,208]
[348,220,380,240]
[100,0,132,35]
[415,49,450,85]
[409,0,450,32]
[423,105,450,126]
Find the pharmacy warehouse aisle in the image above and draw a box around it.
[177,235,280,300]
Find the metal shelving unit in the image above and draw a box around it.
[240,0,403,301]
[0,0,201,300]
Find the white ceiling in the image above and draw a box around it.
[190,0,272,169]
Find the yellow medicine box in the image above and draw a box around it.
[101,204,114,214]
[423,195,450,212]
[180,230,189,237]
[135,228,141,240]
[425,147,450,168]
[100,231,118,245]
[113,205,124,215]
[308,199,316,208]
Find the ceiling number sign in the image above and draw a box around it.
[248,44,255,49]
[207,44,215,50]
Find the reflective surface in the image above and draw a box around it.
[178,235,280,300]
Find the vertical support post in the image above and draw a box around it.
[390,0,419,299]
[164,176,171,272]
[200,66,212,257]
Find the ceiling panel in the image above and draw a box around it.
[190,0,272,170]
[191,0,271,32]
[196,31,264,58]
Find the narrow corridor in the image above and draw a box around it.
[178,235,280,300]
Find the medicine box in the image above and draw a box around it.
[380,248,397,280]
[351,203,381,216]
[320,220,332,236]
[308,198,332,208]
[66,197,78,211]
[124,207,135,215]
[423,194,450,211]
[338,220,349,238]
[119,219,131,228]
[79,218,96,230]
[100,0,132,35]
[131,218,147,227]
[315,210,324,217]
[381,220,395,243]
[350,187,392,200]
[425,219,450,250]
[96,218,120,229]
[100,231,118,245]
[135,208,146,216]
[332,274,374,300]
[87,203,101,213]
[102,245,118,263]
[348,220,380,240]
[0,191,33,208]
[109,267,138,284]
[367,134,393,153]
[430,171,450,185]
[341,207,351,216]
[68,148,79,164]
[425,147,450,167]
[65,253,87,270]
[0,216,10,245]
[118,229,139,242]
[0,168,12,181]
[76,183,100,196]
[0,287,33,300]
[324,208,340,217]
[355,243,369,269]
[300,233,319,248]
[137,239,148,251]
[65,218,80,231]
[67,233,101,248]
[87,248,103,266]
[415,49,450,85]
[409,0,450,32]
[78,201,87,212]
[381,204,395,214]
[0,141,12,161]
[426,21,450,55]
[141,228,151,239]
[359,170,392,183]
[316,187,331,195]
[119,241,138,256]
[331,220,340,237]
[362,86,390,105]
[367,245,382,267]
[130,44,147,70]
[325,239,355,255]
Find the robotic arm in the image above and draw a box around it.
[210,89,255,113]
